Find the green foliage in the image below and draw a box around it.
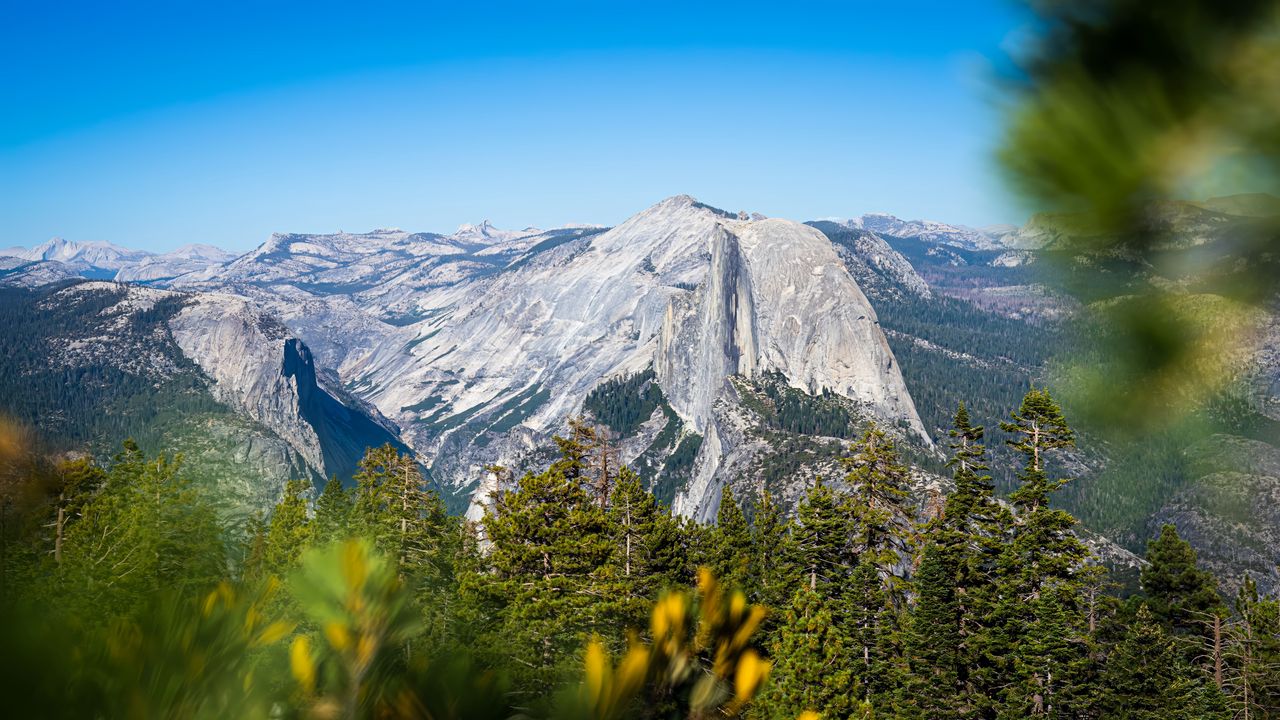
[1226,576,1280,717]
[1141,524,1226,640]
[350,444,457,588]
[54,440,227,617]
[998,0,1280,442]
[1099,604,1220,720]
[754,371,862,439]
[584,370,666,437]
[478,429,616,694]
[313,476,354,545]
[789,480,850,592]
[897,543,963,719]
[260,478,313,578]
[0,393,1268,719]
[705,485,754,591]
[0,285,226,455]
[842,424,915,587]
[760,589,856,719]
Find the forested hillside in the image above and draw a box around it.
[2,388,1274,719]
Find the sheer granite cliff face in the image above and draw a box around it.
[168,295,328,474]
[164,196,927,517]
[167,292,404,484]
[650,210,927,519]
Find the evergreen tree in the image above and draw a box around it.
[479,428,613,694]
[999,389,1087,599]
[838,425,916,712]
[351,444,455,583]
[762,588,857,720]
[898,542,964,719]
[1002,589,1087,718]
[1141,523,1224,641]
[923,403,1012,717]
[844,557,902,711]
[260,478,312,577]
[1223,575,1280,717]
[311,476,352,544]
[706,484,754,592]
[790,479,849,592]
[57,441,225,616]
[1099,604,1218,720]
[1001,388,1075,513]
[841,424,915,597]
[48,457,102,566]
[751,489,795,615]
[602,467,688,628]
[990,389,1090,717]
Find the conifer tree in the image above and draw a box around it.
[602,467,688,628]
[706,484,754,592]
[1001,388,1075,513]
[311,476,352,544]
[1003,588,1088,718]
[845,557,901,711]
[841,424,915,596]
[898,542,964,719]
[1099,604,1219,720]
[351,445,454,583]
[836,425,916,712]
[480,427,613,693]
[48,457,102,566]
[260,478,312,577]
[58,441,224,616]
[1141,524,1224,641]
[999,389,1087,598]
[1222,575,1280,717]
[750,489,795,614]
[790,479,849,593]
[762,588,858,720]
[990,389,1090,718]
[922,404,1011,717]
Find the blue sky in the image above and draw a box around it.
[1,1,1030,252]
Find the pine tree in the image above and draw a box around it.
[922,403,1011,717]
[312,476,352,544]
[999,389,1087,599]
[1141,524,1224,641]
[1099,603,1217,720]
[837,425,916,712]
[48,457,102,566]
[351,444,454,583]
[479,427,613,693]
[705,484,754,592]
[845,557,902,711]
[841,424,915,596]
[762,588,858,719]
[751,489,795,615]
[57,441,225,616]
[602,467,688,628]
[790,479,849,593]
[260,478,312,577]
[1002,588,1088,718]
[1001,388,1075,513]
[1223,575,1280,717]
[898,542,964,719]
[990,389,1090,718]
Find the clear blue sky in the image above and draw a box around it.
[1,1,1030,252]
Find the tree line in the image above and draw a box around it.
[0,389,1277,718]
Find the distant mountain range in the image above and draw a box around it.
[4,194,1279,590]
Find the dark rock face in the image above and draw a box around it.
[283,337,409,486]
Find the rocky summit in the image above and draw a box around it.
[5,194,1279,594]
